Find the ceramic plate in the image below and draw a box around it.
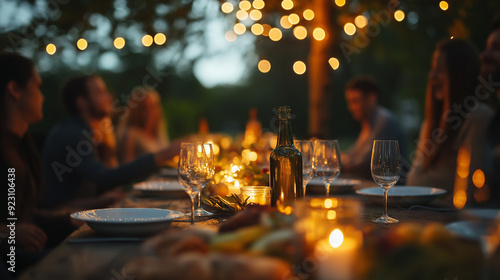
[355,186,447,206]
[71,208,184,236]
[463,209,500,221]
[446,221,490,241]
[307,178,362,195]
[133,180,186,197]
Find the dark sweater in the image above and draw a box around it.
[42,116,157,208]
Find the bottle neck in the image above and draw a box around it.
[276,117,294,147]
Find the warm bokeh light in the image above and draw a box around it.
[329,57,340,70]
[239,0,251,10]
[249,10,262,21]
[234,23,246,35]
[262,24,271,36]
[293,61,306,75]
[335,0,346,7]
[269,28,282,41]
[313,27,326,41]
[327,210,336,220]
[77,38,88,50]
[288,13,300,25]
[394,10,405,22]
[280,16,293,29]
[154,33,166,45]
[456,148,471,179]
[113,37,125,49]
[258,60,271,73]
[253,0,265,9]
[46,43,56,55]
[344,23,356,36]
[251,23,264,35]
[453,189,467,210]
[225,31,237,42]
[281,0,293,10]
[293,26,307,40]
[354,15,368,28]
[221,2,234,13]
[329,229,344,248]
[236,10,249,20]
[141,35,153,47]
[303,9,314,20]
[439,1,449,11]
[472,169,485,188]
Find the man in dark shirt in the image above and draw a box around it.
[42,75,178,208]
[341,76,407,180]
[481,19,500,205]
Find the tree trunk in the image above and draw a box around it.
[308,0,334,138]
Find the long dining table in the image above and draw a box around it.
[18,179,499,280]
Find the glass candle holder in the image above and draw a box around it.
[240,186,271,206]
[294,197,363,280]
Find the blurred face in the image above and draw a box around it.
[481,29,500,92]
[429,50,447,101]
[85,77,112,118]
[19,69,44,124]
[345,89,373,121]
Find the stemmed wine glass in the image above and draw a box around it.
[312,140,341,197]
[192,143,215,217]
[371,140,400,224]
[178,142,215,224]
[294,140,314,197]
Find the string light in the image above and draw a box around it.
[288,13,300,25]
[249,10,262,21]
[251,23,264,35]
[282,0,293,10]
[293,61,306,75]
[280,16,293,29]
[141,35,153,47]
[236,10,249,20]
[269,28,283,41]
[114,37,125,49]
[439,1,449,11]
[293,26,307,40]
[234,23,246,35]
[262,24,271,36]
[46,43,56,55]
[354,15,368,28]
[221,2,234,13]
[335,0,346,7]
[313,27,326,41]
[225,31,237,42]
[239,1,251,10]
[258,60,271,73]
[303,9,314,20]
[77,38,88,50]
[154,33,166,45]
[344,23,356,36]
[329,57,340,70]
[253,0,265,9]
[394,10,405,22]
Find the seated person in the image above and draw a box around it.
[481,19,500,206]
[407,39,494,202]
[0,53,49,275]
[117,87,169,163]
[42,75,178,209]
[341,76,407,180]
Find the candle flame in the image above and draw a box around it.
[329,229,344,248]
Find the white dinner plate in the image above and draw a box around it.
[463,209,500,221]
[133,180,185,197]
[355,186,447,206]
[70,208,184,236]
[446,221,489,241]
[307,178,362,194]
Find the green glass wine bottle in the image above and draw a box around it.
[270,106,303,213]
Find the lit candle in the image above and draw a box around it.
[240,186,271,205]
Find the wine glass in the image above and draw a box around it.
[371,140,400,224]
[294,140,314,197]
[192,143,215,217]
[178,143,215,224]
[312,140,341,197]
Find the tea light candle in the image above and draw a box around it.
[315,228,359,280]
[240,186,271,205]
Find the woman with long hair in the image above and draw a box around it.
[407,39,494,204]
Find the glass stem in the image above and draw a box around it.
[325,182,331,197]
[303,183,307,199]
[197,191,201,209]
[189,194,196,224]
[383,188,389,217]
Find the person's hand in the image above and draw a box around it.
[16,223,47,253]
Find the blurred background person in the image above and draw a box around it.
[341,76,407,180]
[117,87,169,163]
[42,75,179,210]
[0,53,49,274]
[481,19,500,206]
[407,39,494,203]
